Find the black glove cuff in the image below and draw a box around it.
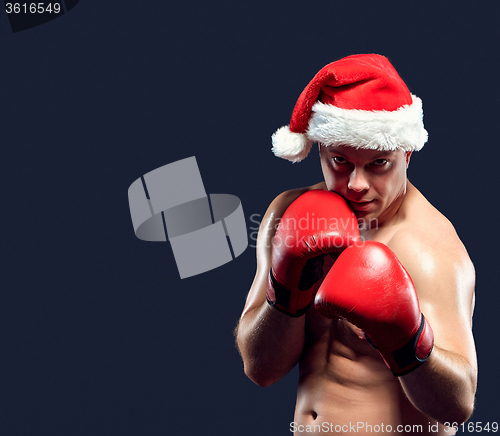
[266,270,311,318]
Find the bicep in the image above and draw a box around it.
[399,245,477,368]
[240,189,306,318]
[240,214,276,317]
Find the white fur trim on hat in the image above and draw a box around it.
[307,95,428,152]
[271,125,313,163]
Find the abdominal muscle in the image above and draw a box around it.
[291,314,451,436]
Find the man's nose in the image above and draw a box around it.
[348,168,370,192]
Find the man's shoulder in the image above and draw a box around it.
[386,188,474,293]
[392,186,466,258]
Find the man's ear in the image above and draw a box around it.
[405,151,412,169]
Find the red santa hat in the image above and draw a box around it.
[272,54,428,162]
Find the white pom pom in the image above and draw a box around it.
[271,126,312,163]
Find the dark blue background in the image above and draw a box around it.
[1,1,498,435]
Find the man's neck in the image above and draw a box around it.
[360,180,410,239]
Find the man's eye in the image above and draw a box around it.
[333,156,347,164]
[372,159,387,166]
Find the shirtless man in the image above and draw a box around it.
[235,55,477,435]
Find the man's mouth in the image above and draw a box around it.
[346,199,375,211]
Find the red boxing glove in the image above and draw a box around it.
[314,241,434,376]
[267,190,359,317]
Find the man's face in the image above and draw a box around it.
[319,144,411,226]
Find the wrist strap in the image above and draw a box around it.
[266,270,312,317]
[378,314,434,377]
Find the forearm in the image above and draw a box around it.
[400,345,477,424]
[236,301,305,387]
